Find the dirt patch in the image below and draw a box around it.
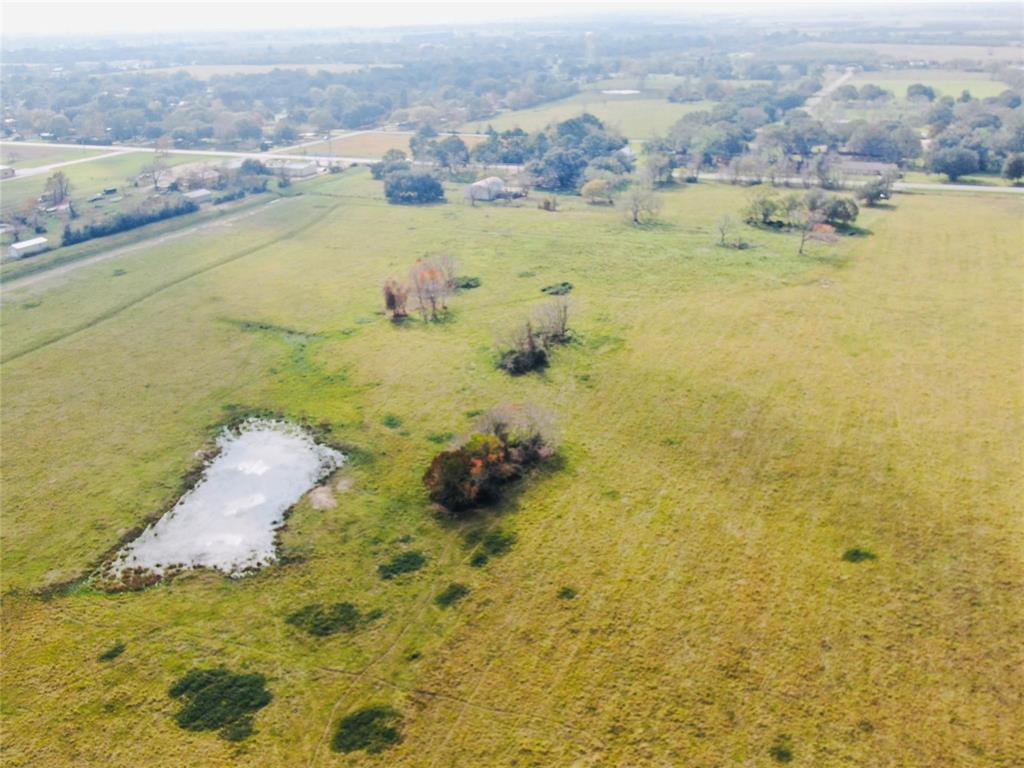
[309,485,337,510]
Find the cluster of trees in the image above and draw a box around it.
[383,171,445,205]
[832,83,892,102]
[61,198,199,246]
[648,80,818,174]
[744,187,859,230]
[423,404,557,515]
[921,88,1023,179]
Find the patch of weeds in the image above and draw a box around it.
[454,276,481,289]
[382,413,403,429]
[469,552,490,567]
[557,586,578,600]
[842,547,877,563]
[285,602,370,636]
[465,527,516,566]
[769,734,795,763]
[168,668,271,741]
[406,650,422,661]
[331,705,403,754]
[541,281,573,296]
[20,300,42,310]
[517,270,536,278]
[465,409,483,418]
[435,582,469,607]
[98,641,126,661]
[112,268,127,277]
[378,550,426,580]
[427,431,454,445]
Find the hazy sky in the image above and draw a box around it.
[2,0,966,39]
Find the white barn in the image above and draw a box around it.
[464,176,506,203]
[9,236,49,259]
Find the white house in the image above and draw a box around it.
[183,188,213,204]
[9,236,49,259]
[464,176,506,202]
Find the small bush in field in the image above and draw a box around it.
[842,547,877,563]
[285,602,367,636]
[98,641,126,661]
[557,586,577,600]
[331,705,403,753]
[378,550,427,579]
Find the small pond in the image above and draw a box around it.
[110,419,343,577]
[601,89,640,95]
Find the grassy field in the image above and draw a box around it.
[0,144,104,169]
[1,170,1021,766]
[0,152,217,213]
[461,93,711,138]
[845,69,1012,100]
[285,132,485,160]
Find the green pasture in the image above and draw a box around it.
[0,144,104,169]
[1,169,1021,766]
[462,93,712,138]
[845,68,1013,100]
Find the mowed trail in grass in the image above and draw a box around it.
[1,171,1021,766]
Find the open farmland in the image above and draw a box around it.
[462,92,712,138]
[135,63,383,78]
[786,41,1024,64]
[1,167,1021,766]
[845,68,1013,100]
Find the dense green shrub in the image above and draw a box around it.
[435,582,469,607]
[331,705,403,753]
[557,586,578,600]
[285,602,365,636]
[378,550,427,579]
[168,668,271,741]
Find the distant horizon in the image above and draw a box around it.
[3,0,1016,42]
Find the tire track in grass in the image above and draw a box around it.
[0,197,339,365]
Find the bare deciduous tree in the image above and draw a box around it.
[43,171,71,205]
[409,257,451,320]
[716,214,734,246]
[622,176,661,225]
[795,208,837,255]
[533,296,571,344]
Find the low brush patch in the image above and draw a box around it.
[467,527,517,567]
[331,705,403,754]
[842,547,877,563]
[435,582,469,607]
[454,276,481,289]
[98,641,126,661]
[541,281,573,295]
[285,602,380,637]
[168,668,271,741]
[769,734,795,763]
[378,550,427,580]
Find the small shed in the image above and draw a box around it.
[183,188,213,204]
[464,176,506,202]
[9,236,49,259]
[280,161,318,179]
